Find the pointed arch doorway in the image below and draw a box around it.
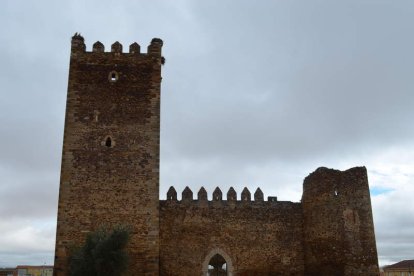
[202,248,234,276]
[208,254,227,275]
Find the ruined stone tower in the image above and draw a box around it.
[55,34,379,275]
[54,34,163,275]
[302,167,379,275]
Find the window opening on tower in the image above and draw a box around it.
[105,137,112,147]
[109,71,118,82]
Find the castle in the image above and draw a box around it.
[54,34,379,276]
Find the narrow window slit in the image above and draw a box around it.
[105,137,112,147]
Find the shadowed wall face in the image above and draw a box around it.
[54,35,163,275]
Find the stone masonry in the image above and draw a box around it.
[54,34,162,275]
[54,34,379,276]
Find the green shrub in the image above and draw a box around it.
[70,225,130,276]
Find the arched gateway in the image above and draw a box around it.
[202,248,234,276]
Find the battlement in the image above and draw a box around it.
[70,33,163,56]
[161,186,296,207]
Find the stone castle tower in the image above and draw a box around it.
[54,34,163,275]
[54,34,379,275]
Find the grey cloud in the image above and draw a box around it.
[1,0,413,267]
[161,1,414,166]
[0,171,58,218]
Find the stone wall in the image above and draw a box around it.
[159,187,304,276]
[159,167,379,276]
[54,35,163,275]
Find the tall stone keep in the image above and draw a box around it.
[54,34,163,275]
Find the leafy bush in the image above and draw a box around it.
[70,225,130,276]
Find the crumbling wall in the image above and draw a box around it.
[302,167,379,276]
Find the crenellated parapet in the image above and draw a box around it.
[70,33,163,58]
[182,186,193,203]
[213,187,222,201]
[227,187,237,201]
[166,186,177,201]
[241,187,251,202]
[161,186,286,207]
[254,187,264,201]
[198,187,207,201]
[71,32,86,53]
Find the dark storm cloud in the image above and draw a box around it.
[0,0,413,267]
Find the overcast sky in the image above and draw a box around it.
[1,0,413,268]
